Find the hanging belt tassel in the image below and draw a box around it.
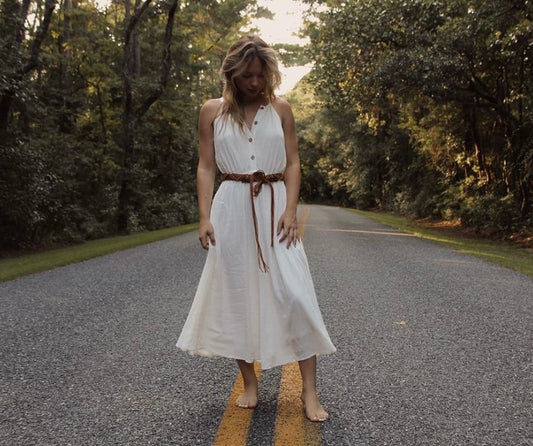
[220,170,285,272]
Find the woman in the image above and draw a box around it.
[176,36,335,422]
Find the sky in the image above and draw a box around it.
[247,0,312,94]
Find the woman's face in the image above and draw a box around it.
[234,57,266,101]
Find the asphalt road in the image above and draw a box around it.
[1,205,532,445]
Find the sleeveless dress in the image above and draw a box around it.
[176,102,336,370]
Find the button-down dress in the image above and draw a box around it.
[176,102,336,369]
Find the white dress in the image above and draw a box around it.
[176,102,336,370]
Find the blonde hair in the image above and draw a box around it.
[220,36,281,129]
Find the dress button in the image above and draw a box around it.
[260,106,264,109]
[254,121,258,125]
[251,155,255,160]
[248,137,253,142]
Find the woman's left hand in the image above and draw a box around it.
[277,210,299,248]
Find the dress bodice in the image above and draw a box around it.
[213,103,286,175]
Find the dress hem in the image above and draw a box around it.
[176,345,336,370]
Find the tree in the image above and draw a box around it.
[302,0,533,231]
[116,0,179,234]
[0,0,268,250]
[0,0,57,137]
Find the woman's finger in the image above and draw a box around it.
[199,226,215,250]
[278,222,288,242]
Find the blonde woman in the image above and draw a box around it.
[176,36,335,422]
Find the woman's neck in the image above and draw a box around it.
[238,93,268,108]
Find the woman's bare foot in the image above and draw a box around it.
[301,391,329,422]
[298,355,329,422]
[235,382,258,409]
[235,360,258,409]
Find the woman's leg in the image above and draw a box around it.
[298,355,329,422]
[235,360,258,408]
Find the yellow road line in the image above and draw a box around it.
[274,362,322,446]
[213,362,322,445]
[214,208,321,445]
[213,362,262,446]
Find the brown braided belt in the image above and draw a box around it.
[220,170,285,272]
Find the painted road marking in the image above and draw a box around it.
[274,362,322,446]
[214,208,321,445]
[213,362,262,446]
[213,362,322,445]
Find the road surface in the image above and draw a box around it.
[1,205,531,445]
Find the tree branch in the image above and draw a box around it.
[122,0,153,97]
[21,0,57,74]
[135,0,179,121]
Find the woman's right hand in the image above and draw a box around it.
[198,221,216,250]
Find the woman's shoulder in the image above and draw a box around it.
[201,98,223,112]
[272,95,291,109]
[199,98,223,123]
[271,96,294,123]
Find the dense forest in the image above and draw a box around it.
[295,0,532,238]
[1,0,532,252]
[0,0,269,249]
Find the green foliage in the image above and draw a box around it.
[440,185,523,233]
[290,77,442,215]
[0,138,50,248]
[273,43,310,67]
[298,0,533,234]
[0,0,257,250]
[0,223,198,282]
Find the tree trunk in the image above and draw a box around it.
[60,0,72,93]
[0,0,57,138]
[467,103,491,185]
[0,96,14,139]
[116,0,179,233]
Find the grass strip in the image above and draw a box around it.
[3,209,532,282]
[0,223,198,283]
[351,209,533,277]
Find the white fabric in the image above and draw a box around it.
[176,103,336,369]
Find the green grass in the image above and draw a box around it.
[352,209,533,277]
[2,208,532,283]
[0,223,198,283]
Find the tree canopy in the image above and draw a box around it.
[293,0,532,235]
[0,0,262,249]
[1,0,531,251]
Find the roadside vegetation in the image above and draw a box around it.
[0,0,271,251]
[353,209,533,277]
[291,0,532,245]
[0,224,197,283]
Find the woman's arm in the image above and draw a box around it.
[275,97,301,247]
[197,99,219,249]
